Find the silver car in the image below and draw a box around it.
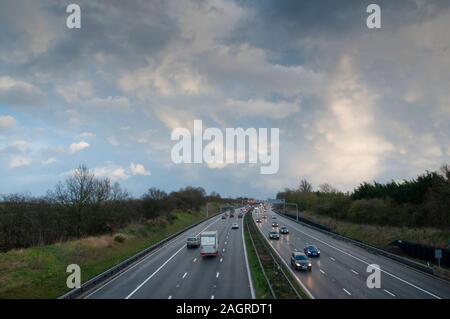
[186,236,200,248]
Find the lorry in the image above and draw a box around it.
[200,231,219,257]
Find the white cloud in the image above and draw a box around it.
[69,141,90,154]
[42,157,57,165]
[94,164,129,181]
[224,98,300,119]
[89,96,130,110]
[130,162,151,176]
[284,56,394,190]
[9,156,32,168]
[11,140,29,152]
[107,136,120,146]
[55,80,94,103]
[79,131,96,138]
[119,62,206,98]
[0,115,16,131]
[0,76,46,106]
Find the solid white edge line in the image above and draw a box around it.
[125,217,221,299]
[85,216,218,299]
[384,289,396,297]
[242,217,256,299]
[274,211,442,299]
[252,212,315,299]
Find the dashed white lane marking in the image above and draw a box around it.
[294,248,298,251]
[124,217,221,299]
[182,272,187,279]
[225,241,227,245]
[222,248,226,252]
[168,295,172,299]
[343,288,352,296]
[330,257,336,261]
[220,258,223,263]
[319,269,325,274]
[216,272,220,278]
[351,269,359,275]
[193,258,197,262]
[277,213,442,299]
[384,289,396,297]
[211,295,215,299]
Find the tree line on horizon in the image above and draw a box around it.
[0,165,232,252]
[277,164,450,229]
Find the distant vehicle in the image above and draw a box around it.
[238,213,243,218]
[256,218,262,223]
[272,222,279,228]
[280,226,289,234]
[186,236,200,248]
[262,215,267,219]
[230,213,235,217]
[304,245,321,257]
[221,215,227,219]
[291,252,312,271]
[272,215,277,219]
[200,231,219,257]
[232,222,239,229]
[269,231,280,240]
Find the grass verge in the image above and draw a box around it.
[288,210,449,249]
[243,216,272,299]
[0,207,221,299]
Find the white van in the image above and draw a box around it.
[200,231,219,257]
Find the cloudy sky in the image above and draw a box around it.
[0,0,449,198]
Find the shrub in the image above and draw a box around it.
[113,234,127,243]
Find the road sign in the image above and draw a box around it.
[435,249,442,267]
[267,198,285,205]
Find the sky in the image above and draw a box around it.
[0,0,449,199]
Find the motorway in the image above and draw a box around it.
[253,208,450,299]
[86,212,253,299]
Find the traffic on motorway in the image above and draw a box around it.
[85,207,254,299]
[252,205,450,299]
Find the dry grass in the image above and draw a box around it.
[299,210,449,248]
[0,208,217,298]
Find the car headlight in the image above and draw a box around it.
[295,262,301,266]
[308,263,312,267]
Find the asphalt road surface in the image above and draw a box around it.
[86,212,253,299]
[253,208,450,299]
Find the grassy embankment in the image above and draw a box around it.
[285,209,449,265]
[0,204,221,299]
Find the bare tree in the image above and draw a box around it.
[299,179,313,193]
[52,165,111,236]
[319,183,338,194]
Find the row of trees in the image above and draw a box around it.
[0,165,229,252]
[277,165,450,229]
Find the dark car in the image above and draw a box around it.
[280,226,289,234]
[291,252,312,271]
[269,231,280,240]
[304,245,321,257]
[256,218,262,223]
[186,236,200,248]
[238,213,243,218]
[262,215,267,219]
[221,215,227,219]
[272,222,279,228]
[271,215,277,220]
